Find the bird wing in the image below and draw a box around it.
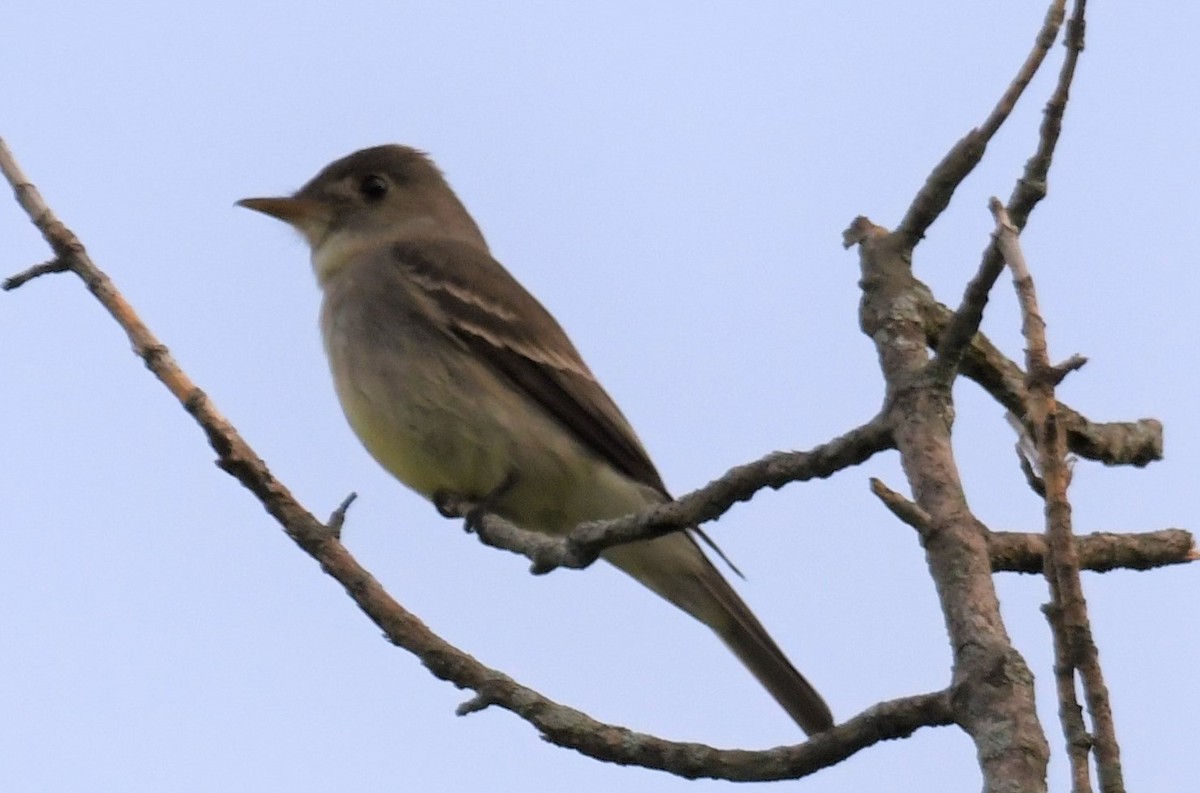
[391,238,669,495]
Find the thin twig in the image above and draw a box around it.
[932,0,1089,386]
[993,190,1123,792]
[894,0,1067,249]
[869,477,931,539]
[1045,599,1095,792]
[327,492,358,539]
[565,417,894,560]
[436,416,893,573]
[3,257,69,289]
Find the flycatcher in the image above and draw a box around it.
[238,145,833,734]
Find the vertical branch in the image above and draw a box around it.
[1044,600,1093,793]
[991,199,1123,793]
[849,218,1050,793]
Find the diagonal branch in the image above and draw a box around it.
[933,0,1089,383]
[442,416,894,573]
[894,0,1067,249]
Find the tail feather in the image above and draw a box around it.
[602,531,833,735]
[696,562,833,735]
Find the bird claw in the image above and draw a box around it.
[432,471,519,535]
[463,504,488,534]
[432,489,460,519]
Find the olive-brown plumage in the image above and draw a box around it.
[239,145,833,734]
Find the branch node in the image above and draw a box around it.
[842,216,885,248]
[1048,354,1088,385]
[457,689,501,717]
[3,257,70,290]
[327,492,358,539]
[869,478,931,538]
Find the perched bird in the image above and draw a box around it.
[238,145,832,734]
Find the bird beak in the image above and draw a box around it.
[237,196,334,249]
[236,196,328,228]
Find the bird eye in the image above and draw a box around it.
[359,174,389,202]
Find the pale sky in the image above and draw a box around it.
[3,3,1195,792]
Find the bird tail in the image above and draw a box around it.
[602,531,833,735]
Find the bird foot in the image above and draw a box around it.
[433,471,519,534]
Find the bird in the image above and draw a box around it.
[237,145,833,734]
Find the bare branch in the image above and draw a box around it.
[450,689,955,782]
[437,416,894,574]
[921,293,1163,466]
[1010,0,1088,228]
[932,0,1091,389]
[1045,599,1095,793]
[990,529,1194,574]
[850,216,1050,789]
[3,257,68,290]
[458,450,1190,582]
[869,477,931,538]
[326,492,358,539]
[994,168,1124,790]
[565,418,894,556]
[992,201,1045,365]
[436,494,581,573]
[894,0,1067,249]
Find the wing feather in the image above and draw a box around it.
[392,239,669,495]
